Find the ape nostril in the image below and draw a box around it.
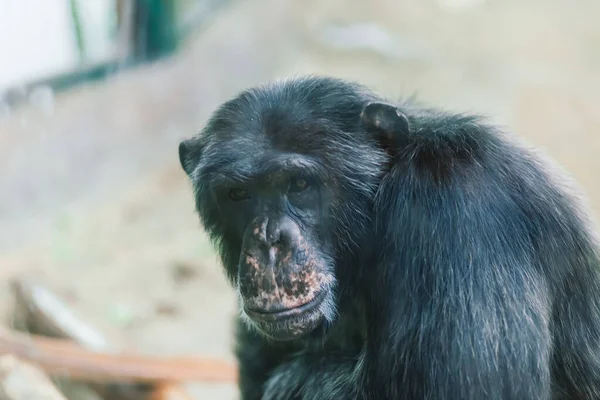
[269,230,290,247]
[266,222,282,246]
[268,234,282,247]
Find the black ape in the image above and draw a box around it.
[178,76,600,399]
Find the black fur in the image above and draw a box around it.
[179,75,600,399]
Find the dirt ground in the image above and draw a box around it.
[1,0,600,398]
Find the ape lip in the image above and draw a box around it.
[244,292,326,322]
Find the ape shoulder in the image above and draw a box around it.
[361,101,508,183]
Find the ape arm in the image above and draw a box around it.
[237,318,364,400]
[235,322,293,400]
[262,352,361,400]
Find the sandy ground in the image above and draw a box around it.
[1,0,600,398]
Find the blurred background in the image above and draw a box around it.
[1,0,599,398]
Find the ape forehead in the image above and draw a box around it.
[202,149,327,188]
[196,76,386,189]
[208,104,326,153]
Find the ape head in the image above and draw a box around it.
[178,77,406,341]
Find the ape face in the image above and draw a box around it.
[178,78,386,341]
[210,161,337,341]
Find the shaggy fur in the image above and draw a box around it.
[179,75,600,399]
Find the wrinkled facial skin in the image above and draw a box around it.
[187,161,338,341]
[239,211,336,340]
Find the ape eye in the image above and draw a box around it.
[229,188,249,201]
[288,177,310,193]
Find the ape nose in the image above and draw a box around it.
[255,216,295,248]
[267,217,294,247]
[266,222,281,246]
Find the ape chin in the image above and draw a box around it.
[242,290,329,341]
[179,75,600,400]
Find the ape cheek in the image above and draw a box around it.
[279,267,328,305]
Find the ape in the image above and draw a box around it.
[178,76,600,400]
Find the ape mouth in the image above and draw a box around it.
[244,291,327,322]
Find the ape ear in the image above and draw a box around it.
[178,138,203,176]
[360,102,410,156]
